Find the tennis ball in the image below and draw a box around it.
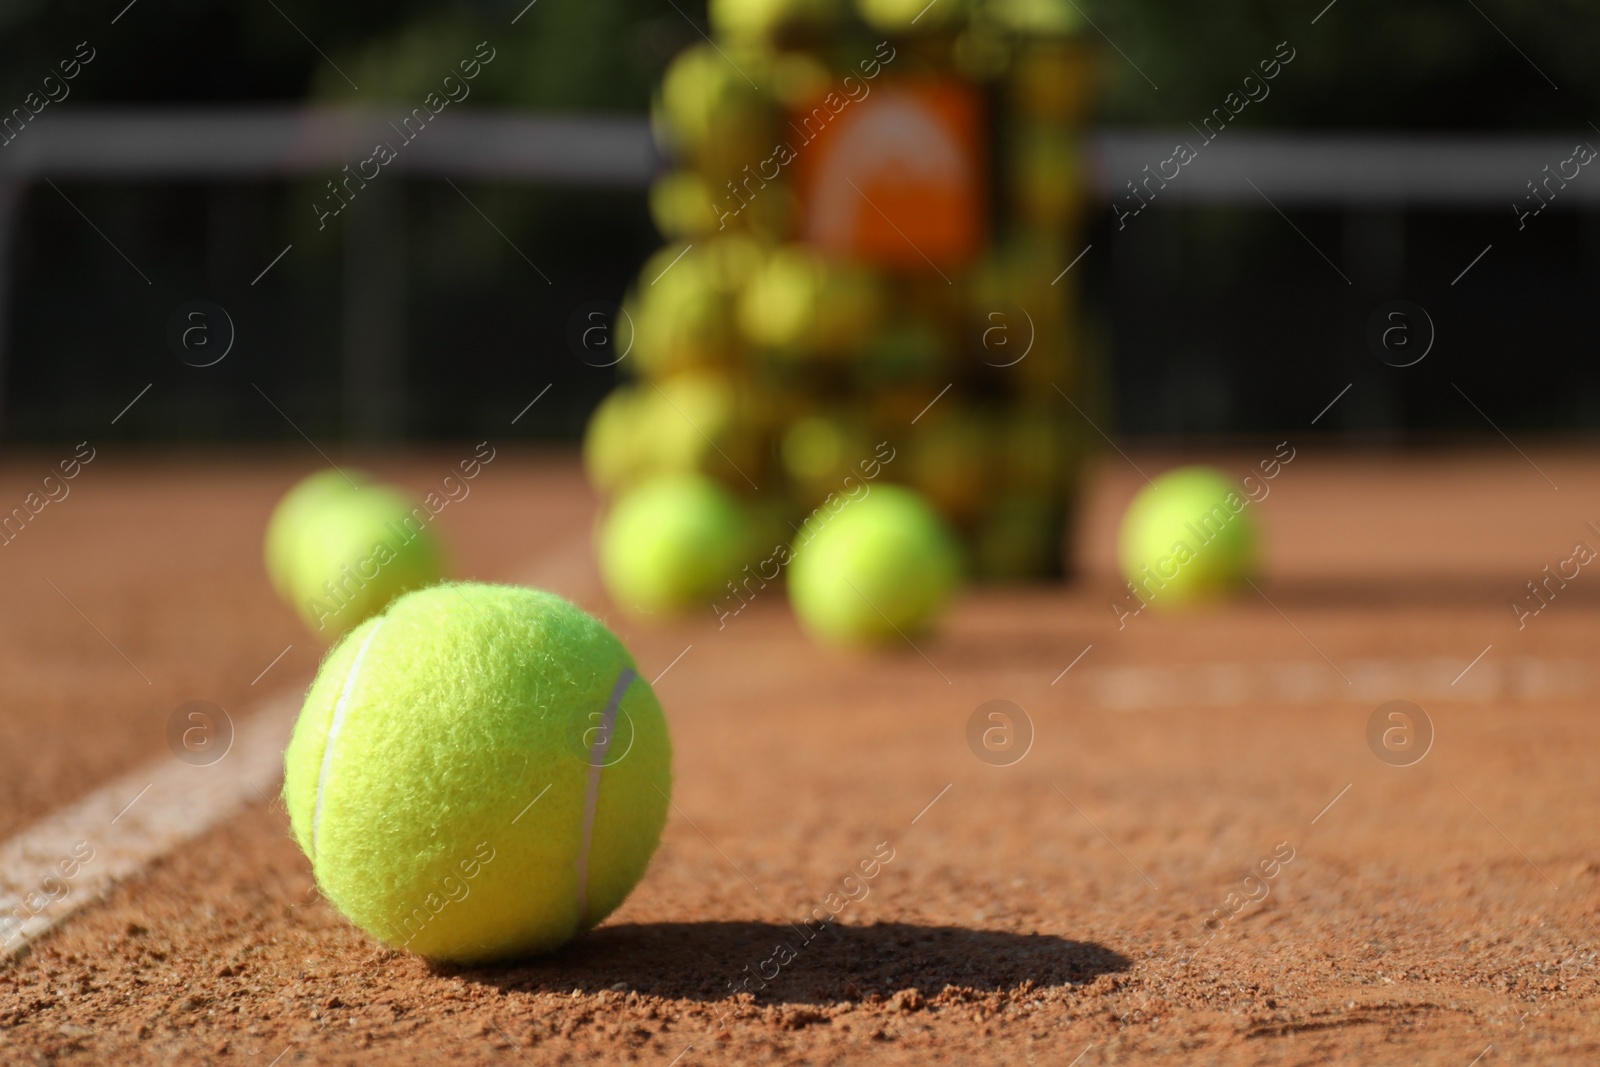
[1117,466,1256,608]
[701,233,767,293]
[738,247,883,355]
[780,413,869,498]
[649,170,720,239]
[646,372,761,483]
[789,484,962,646]
[770,51,834,108]
[272,485,444,638]
[599,474,750,616]
[585,378,762,494]
[653,43,770,167]
[282,582,671,962]
[264,469,369,601]
[738,247,818,349]
[631,249,737,378]
[583,385,650,495]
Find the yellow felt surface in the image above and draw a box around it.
[282,582,672,962]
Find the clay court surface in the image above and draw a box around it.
[0,447,1597,1065]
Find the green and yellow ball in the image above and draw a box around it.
[283,583,671,962]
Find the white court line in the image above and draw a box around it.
[0,692,300,959]
[1074,655,1595,711]
[0,527,606,958]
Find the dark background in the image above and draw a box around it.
[0,0,1593,444]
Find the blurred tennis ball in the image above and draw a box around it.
[599,474,752,616]
[738,246,883,354]
[780,414,871,501]
[265,468,369,601]
[789,485,962,646]
[738,248,816,350]
[586,376,761,494]
[583,386,650,495]
[630,247,738,378]
[649,171,720,239]
[270,483,445,639]
[653,43,772,166]
[1117,466,1256,608]
[649,372,762,484]
[701,234,768,291]
[770,51,834,108]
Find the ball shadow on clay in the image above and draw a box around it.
[438,921,1130,1005]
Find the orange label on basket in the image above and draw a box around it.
[790,80,986,272]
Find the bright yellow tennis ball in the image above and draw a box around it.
[788,485,963,645]
[1116,466,1256,608]
[282,583,672,962]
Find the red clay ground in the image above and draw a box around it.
[0,447,1597,1065]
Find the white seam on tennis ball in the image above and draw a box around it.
[312,619,387,861]
[574,667,636,925]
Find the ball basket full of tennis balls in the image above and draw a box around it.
[584,0,1108,645]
